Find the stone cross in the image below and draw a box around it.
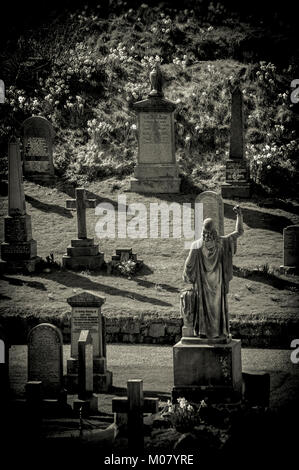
[112,379,159,452]
[230,85,244,160]
[66,188,96,239]
[8,137,26,217]
[78,330,93,401]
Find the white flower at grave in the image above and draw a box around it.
[131,124,137,131]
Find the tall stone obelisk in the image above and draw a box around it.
[221,86,251,198]
[0,137,39,272]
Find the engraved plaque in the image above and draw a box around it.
[283,226,299,267]
[71,307,101,357]
[139,112,173,164]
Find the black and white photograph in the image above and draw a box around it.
[0,0,298,467]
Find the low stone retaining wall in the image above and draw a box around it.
[1,313,298,349]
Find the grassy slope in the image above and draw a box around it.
[0,178,298,320]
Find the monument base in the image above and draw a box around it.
[172,338,242,403]
[221,182,251,199]
[280,265,299,275]
[25,173,56,184]
[130,177,181,194]
[62,237,104,270]
[0,256,40,273]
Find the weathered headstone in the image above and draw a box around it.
[195,190,224,238]
[66,292,112,393]
[62,188,104,270]
[281,225,299,274]
[0,79,4,104]
[0,325,10,399]
[110,248,143,273]
[73,330,98,415]
[221,86,251,198]
[130,64,180,193]
[22,116,55,182]
[27,323,64,399]
[112,379,159,452]
[0,137,39,273]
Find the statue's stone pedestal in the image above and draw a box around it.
[172,337,242,403]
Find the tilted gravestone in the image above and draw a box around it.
[221,86,251,199]
[130,64,180,193]
[281,225,299,274]
[22,116,55,182]
[62,188,104,270]
[0,137,38,273]
[195,190,224,238]
[0,324,10,399]
[27,323,65,400]
[66,292,112,393]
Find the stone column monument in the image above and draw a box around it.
[66,291,112,393]
[130,64,181,193]
[221,86,251,199]
[0,137,39,273]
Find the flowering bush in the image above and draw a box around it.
[162,398,207,433]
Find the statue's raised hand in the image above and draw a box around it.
[233,205,242,215]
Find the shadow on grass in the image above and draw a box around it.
[40,270,172,307]
[134,277,179,294]
[25,195,73,218]
[1,275,47,291]
[233,265,299,290]
[225,202,293,233]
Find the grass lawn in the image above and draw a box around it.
[0,177,298,322]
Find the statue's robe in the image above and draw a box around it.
[183,232,238,338]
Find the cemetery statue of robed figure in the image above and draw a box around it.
[182,205,243,340]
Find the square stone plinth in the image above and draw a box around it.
[221,183,251,199]
[62,252,104,270]
[172,339,242,403]
[66,357,112,393]
[130,177,181,194]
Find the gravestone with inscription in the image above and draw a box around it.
[130,64,180,193]
[0,79,5,104]
[27,323,66,402]
[0,324,10,400]
[0,137,39,273]
[195,191,224,238]
[62,188,105,270]
[22,116,55,182]
[280,225,299,274]
[221,86,251,199]
[66,292,112,393]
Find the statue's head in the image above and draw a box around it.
[202,218,218,249]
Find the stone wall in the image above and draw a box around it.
[1,313,299,348]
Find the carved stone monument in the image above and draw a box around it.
[280,225,299,274]
[62,188,104,270]
[22,116,55,182]
[130,64,181,193]
[173,206,244,402]
[221,86,251,199]
[66,292,112,393]
[27,323,66,402]
[195,191,224,238]
[0,137,39,273]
